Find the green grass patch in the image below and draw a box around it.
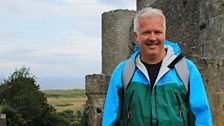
[43,89,86,98]
[43,89,87,112]
[55,103,74,107]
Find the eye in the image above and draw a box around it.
[154,30,163,35]
[142,31,150,35]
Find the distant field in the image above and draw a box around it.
[43,89,87,112]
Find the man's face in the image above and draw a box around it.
[134,16,165,64]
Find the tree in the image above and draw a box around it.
[0,66,70,126]
[0,103,27,126]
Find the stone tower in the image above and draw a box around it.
[102,10,137,76]
[85,0,224,125]
[85,10,136,126]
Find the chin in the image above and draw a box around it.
[147,51,157,56]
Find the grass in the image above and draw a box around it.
[43,89,87,112]
[43,89,86,98]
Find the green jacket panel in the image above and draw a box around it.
[119,82,194,126]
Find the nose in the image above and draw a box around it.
[148,32,157,41]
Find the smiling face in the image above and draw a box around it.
[134,16,166,64]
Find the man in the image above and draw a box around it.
[102,7,212,126]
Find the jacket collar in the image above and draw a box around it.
[135,44,179,85]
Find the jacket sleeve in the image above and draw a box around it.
[102,62,125,126]
[187,60,212,126]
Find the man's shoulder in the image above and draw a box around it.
[109,59,130,87]
[184,58,199,71]
[112,59,130,75]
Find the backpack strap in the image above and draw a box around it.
[122,54,190,92]
[122,58,136,91]
[168,54,190,91]
[175,57,190,91]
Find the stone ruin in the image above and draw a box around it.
[0,114,6,126]
[85,0,224,125]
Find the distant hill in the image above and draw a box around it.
[36,76,85,90]
[1,76,84,90]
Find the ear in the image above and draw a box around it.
[134,32,139,43]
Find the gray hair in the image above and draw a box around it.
[134,7,166,35]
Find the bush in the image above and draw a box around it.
[0,67,70,126]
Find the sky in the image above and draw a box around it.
[0,0,136,89]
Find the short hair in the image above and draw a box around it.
[134,7,166,35]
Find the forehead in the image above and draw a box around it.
[139,16,164,23]
[138,16,164,28]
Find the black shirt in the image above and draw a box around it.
[141,60,162,89]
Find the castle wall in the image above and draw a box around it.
[85,74,110,126]
[199,0,224,58]
[137,0,156,11]
[197,58,224,126]
[102,10,137,76]
[198,1,224,124]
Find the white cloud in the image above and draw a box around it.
[0,31,19,38]
[0,60,41,68]
[0,0,135,80]
[0,28,101,59]
[0,0,127,20]
[0,29,101,77]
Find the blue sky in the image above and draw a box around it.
[0,0,136,89]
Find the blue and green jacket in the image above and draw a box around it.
[102,40,212,126]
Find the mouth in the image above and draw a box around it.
[146,41,160,46]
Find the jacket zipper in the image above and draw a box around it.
[155,87,158,126]
[176,93,185,126]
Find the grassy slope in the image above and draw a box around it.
[43,89,87,112]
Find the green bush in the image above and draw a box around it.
[0,67,70,126]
